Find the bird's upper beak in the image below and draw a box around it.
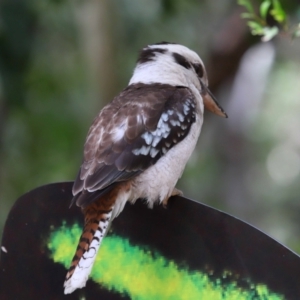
[200,79,228,118]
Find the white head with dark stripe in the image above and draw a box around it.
[130,42,227,118]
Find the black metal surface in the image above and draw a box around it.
[0,182,300,299]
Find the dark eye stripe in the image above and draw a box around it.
[192,63,204,78]
[173,53,191,70]
[138,48,167,64]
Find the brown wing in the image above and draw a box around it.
[72,83,197,208]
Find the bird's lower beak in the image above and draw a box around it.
[203,89,228,118]
[200,80,227,118]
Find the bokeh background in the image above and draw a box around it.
[1,0,300,251]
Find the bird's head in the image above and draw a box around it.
[129,42,227,118]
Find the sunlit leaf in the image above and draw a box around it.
[260,1,271,20]
[270,0,286,23]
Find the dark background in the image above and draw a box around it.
[1,0,300,252]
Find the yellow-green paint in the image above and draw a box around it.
[48,223,284,300]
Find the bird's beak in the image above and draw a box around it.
[200,80,228,118]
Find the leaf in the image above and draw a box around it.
[270,0,286,23]
[261,26,279,41]
[247,21,264,35]
[260,1,271,20]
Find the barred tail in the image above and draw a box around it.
[64,205,113,294]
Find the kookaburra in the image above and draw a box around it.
[64,42,227,294]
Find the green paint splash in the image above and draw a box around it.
[48,223,284,300]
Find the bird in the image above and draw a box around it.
[64,42,227,294]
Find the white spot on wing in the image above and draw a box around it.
[152,136,161,147]
[162,131,169,138]
[1,246,7,253]
[161,122,170,132]
[155,128,163,137]
[177,112,184,122]
[165,123,171,132]
[170,120,180,126]
[132,149,139,155]
[157,118,163,128]
[161,112,168,121]
[150,148,159,157]
[183,103,190,115]
[142,132,153,145]
[132,145,151,156]
[140,145,151,155]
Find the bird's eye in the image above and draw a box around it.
[193,63,204,78]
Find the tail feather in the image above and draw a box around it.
[64,205,113,294]
[64,182,131,294]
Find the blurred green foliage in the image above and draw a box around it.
[1,0,300,254]
[238,0,300,41]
